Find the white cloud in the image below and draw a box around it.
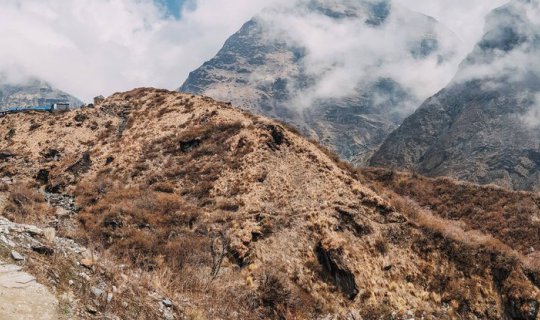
[395,0,508,55]
[251,2,463,112]
[0,0,288,102]
[0,0,508,102]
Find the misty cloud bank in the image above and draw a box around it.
[441,0,540,128]
[0,0,507,102]
[253,0,461,112]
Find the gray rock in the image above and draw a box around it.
[91,287,104,298]
[0,235,15,247]
[162,298,173,308]
[86,305,98,314]
[11,250,24,261]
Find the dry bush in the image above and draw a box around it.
[78,185,204,270]
[141,121,247,206]
[3,183,54,223]
[361,168,540,256]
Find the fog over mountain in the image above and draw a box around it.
[181,0,466,163]
[0,0,504,102]
[371,0,540,191]
[0,78,82,111]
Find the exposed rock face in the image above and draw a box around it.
[371,0,540,191]
[180,0,459,165]
[0,78,82,111]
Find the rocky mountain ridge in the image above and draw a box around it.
[370,0,540,191]
[180,0,459,165]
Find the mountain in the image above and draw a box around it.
[370,0,540,191]
[180,0,459,165]
[0,88,539,319]
[0,78,82,111]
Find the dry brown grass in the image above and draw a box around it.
[2,88,540,319]
[2,182,55,223]
[361,167,540,256]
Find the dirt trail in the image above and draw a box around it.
[0,260,58,320]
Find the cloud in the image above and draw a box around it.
[395,0,508,54]
[0,0,508,102]
[0,0,287,101]
[248,1,463,113]
[520,93,540,128]
[452,0,540,84]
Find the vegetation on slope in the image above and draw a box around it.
[0,89,539,319]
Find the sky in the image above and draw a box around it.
[0,0,509,102]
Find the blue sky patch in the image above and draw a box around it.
[155,0,188,19]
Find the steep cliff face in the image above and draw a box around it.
[0,78,82,111]
[180,0,459,165]
[371,0,540,191]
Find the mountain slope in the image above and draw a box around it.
[180,0,459,165]
[0,88,539,319]
[371,0,540,191]
[0,78,82,111]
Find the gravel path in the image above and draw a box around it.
[0,260,58,320]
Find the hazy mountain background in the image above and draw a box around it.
[180,0,464,164]
[0,0,504,102]
[0,76,82,111]
[371,0,540,191]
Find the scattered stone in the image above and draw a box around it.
[0,264,22,273]
[0,152,15,161]
[74,113,88,123]
[94,95,105,105]
[36,169,50,184]
[0,235,15,247]
[79,272,91,281]
[0,271,35,288]
[0,177,12,184]
[80,258,95,269]
[67,152,92,175]
[163,309,174,320]
[22,225,43,237]
[107,292,113,303]
[162,298,173,308]
[91,287,105,298]
[11,250,24,261]
[42,149,61,161]
[68,280,74,286]
[43,227,56,242]
[383,263,393,271]
[86,305,98,314]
